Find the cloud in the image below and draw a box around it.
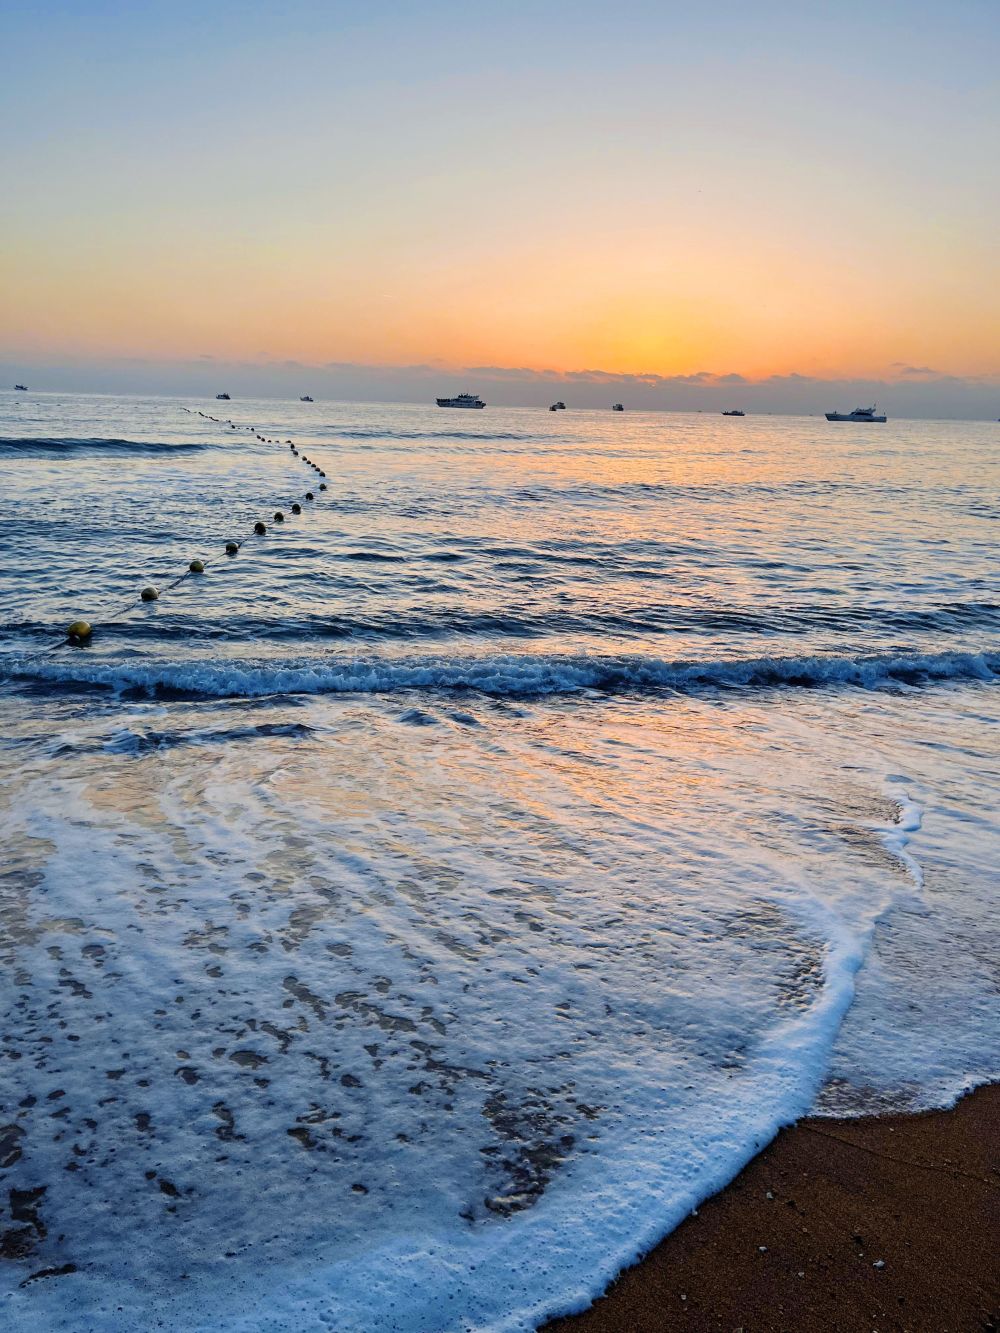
[3,351,997,418]
[891,363,943,378]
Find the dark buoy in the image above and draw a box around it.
[67,619,92,644]
[291,502,301,514]
[274,511,285,522]
[225,541,239,554]
[254,521,267,535]
[305,491,314,500]
[319,471,326,477]
[189,559,205,574]
[140,586,158,602]
[319,483,327,490]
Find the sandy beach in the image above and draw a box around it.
[546,1084,999,1332]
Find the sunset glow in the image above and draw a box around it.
[2,2,998,403]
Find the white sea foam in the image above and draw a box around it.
[4,683,996,1331]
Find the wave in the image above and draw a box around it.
[0,437,207,456]
[325,428,545,441]
[4,647,997,702]
[7,601,998,647]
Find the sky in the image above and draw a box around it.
[2,0,998,414]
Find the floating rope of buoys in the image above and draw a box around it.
[44,405,335,652]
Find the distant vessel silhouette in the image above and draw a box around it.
[436,393,485,409]
[300,395,314,402]
[722,409,745,416]
[14,384,27,391]
[826,404,886,422]
[216,392,231,401]
[612,402,624,412]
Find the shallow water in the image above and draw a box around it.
[1,393,997,1330]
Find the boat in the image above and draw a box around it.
[300,395,314,402]
[436,393,485,409]
[14,384,27,391]
[549,404,558,411]
[825,404,886,422]
[216,392,231,401]
[554,400,566,410]
[722,409,745,417]
[612,402,624,412]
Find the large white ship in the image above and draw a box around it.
[826,404,887,422]
[436,393,485,409]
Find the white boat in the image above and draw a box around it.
[436,393,485,409]
[825,404,886,422]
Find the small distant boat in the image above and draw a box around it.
[612,402,624,412]
[14,384,27,391]
[216,392,231,401]
[300,395,314,402]
[436,393,485,409]
[554,400,566,410]
[722,409,745,417]
[549,404,558,411]
[825,404,886,422]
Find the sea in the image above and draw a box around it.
[1,392,997,1331]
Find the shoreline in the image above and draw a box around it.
[544,1084,999,1332]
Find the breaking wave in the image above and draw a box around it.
[5,647,997,701]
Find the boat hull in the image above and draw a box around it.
[436,399,485,408]
[826,412,887,422]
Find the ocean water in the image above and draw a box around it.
[1,392,997,1331]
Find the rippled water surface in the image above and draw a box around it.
[1,394,997,1330]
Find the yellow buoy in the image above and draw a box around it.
[140,586,158,602]
[67,619,92,644]
[189,559,205,574]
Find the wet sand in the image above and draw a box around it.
[545,1084,999,1333]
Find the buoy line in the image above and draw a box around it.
[31,406,332,655]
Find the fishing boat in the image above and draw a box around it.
[14,384,27,391]
[722,409,745,417]
[436,393,485,409]
[612,402,624,412]
[216,392,231,401]
[300,395,314,402]
[825,404,886,422]
[554,400,566,410]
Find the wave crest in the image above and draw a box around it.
[4,648,997,701]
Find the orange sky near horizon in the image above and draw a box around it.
[2,3,998,385]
